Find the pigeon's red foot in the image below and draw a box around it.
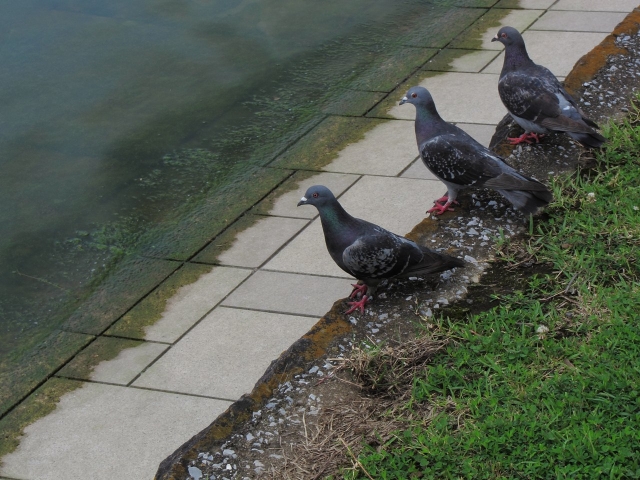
[345,295,369,314]
[508,132,545,145]
[427,201,454,215]
[349,283,368,299]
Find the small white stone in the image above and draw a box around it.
[188,466,203,480]
[308,366,319,374]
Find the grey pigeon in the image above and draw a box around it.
[297,185,464,313]
[400,86,552,215]
[492,26,605,148]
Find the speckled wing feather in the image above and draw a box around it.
[499,70,563,122]
[499,68,597,134]
[341,227,421,280]
[419,133,507,188]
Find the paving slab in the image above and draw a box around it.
[531,10,628,32]
[195,215,308,267]
[0,380,230,480]
[255,170,360,219]
[263,219,355,278]
[91,342,169,385]
[132,307,318,399]
[386,72,505,124]
[551,0,640,12]
[425,49,501,73]
[57,336,167,386]
[106,265,251,343]
[400,158,440,181]
[322,119,419,176]
[455,123,498,148]
[483,31,610,77]
[451,9,544,50]
[222,271,353,317]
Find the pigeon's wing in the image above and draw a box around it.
[500,69,597,134]
[499,70,562,122]
[420,132,510,188]
[342,227,424,280]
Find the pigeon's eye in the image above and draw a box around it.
[501,32,507,38]
[312,192,319,198]
[411,92,417,98]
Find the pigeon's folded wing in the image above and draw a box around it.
[420,134,508,187]
[342,231,421,280]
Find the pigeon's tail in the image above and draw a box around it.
[567,130,606,149]
[497,188,551,215]
[408,249,465,277]
[484,172,553,215]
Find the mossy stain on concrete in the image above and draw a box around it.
[105,263,214,340]
[0,378,79,466]
[57,337,144,381]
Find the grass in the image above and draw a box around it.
[338,107,640,479]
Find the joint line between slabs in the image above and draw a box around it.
[218,304,323,320]
[54,376,236,403]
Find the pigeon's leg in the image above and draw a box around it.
[345,295,369,314]
[349,283,368,299]
[508,132,544,145]
[433,195,460,206]
[427,201,455,215]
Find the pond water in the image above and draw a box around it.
[0,0,478,371]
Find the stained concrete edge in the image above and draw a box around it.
[154,8,640,480]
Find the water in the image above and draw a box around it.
[0,1,473,374]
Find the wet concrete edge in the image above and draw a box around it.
[155,7,640,480]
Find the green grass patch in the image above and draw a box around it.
[342,107,640,479]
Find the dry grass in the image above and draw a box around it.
[266,336,453,480]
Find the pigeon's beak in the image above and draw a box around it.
[297,196,307,207]
[491,34,499,42]
[399,96,408,105]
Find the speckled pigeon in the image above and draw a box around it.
[492,26,605,148]
[297,185,464,313]
[400,86,552,216]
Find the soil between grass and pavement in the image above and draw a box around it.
[156,10,640,480]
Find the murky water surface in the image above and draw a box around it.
[0,0,471,366]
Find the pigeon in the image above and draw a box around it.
[400,86,553,215]
[492,26,605,148]
[297,185,464,313]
